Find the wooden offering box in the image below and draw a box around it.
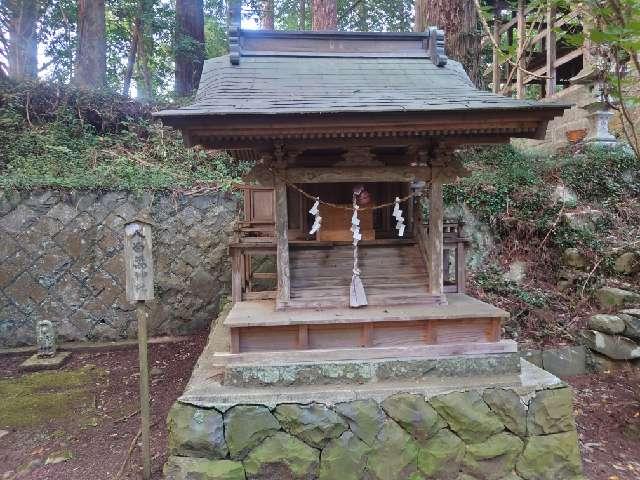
[316,204,375,242]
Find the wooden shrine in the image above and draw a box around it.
[156,4,567,361]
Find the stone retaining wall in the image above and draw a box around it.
[164,385,584,480]
[0,189,239,347]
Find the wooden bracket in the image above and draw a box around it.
[427,26,448,67]
[228,0,242,65]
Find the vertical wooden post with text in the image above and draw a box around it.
[124,216,154,480]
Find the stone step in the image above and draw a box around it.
[212,343,520,388]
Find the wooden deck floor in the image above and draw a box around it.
[224,294,509,354]
[225,293,508,328]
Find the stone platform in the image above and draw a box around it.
[163,312,584,480]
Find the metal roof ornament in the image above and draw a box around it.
[428,26,448,67]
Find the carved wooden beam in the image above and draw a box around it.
[282,166,433,183]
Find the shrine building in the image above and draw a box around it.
[155,6,584,480]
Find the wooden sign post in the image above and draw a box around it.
[124,216,154,480]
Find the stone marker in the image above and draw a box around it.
[20,320,71,371]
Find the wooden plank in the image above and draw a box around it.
[224,294,509,328]
[492,11,501,94]
[516,0,526,99]
[434,319,492,344]
[361,323,373,347]
[490,318,502,341]
[308,324,363,349]
[524,47,584,84]
[456,241,466,294]
[239,326,298,352]
[230,329,240,353]
[214,339,519,364]
[243,291,277,300]
[428,181,444,295]
[545,2,557,97]
[274,175,291,307]
[298,325,309,349]
[283,166,432,183]
[371,321,427,347]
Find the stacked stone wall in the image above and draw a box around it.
[513,84,596,153]
[164,385,584,480]
[0,189,239,347]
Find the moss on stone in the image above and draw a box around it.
[462,432,524,480]
[243,432,319,480]
[526,388,575,435]
[318,431,369,480]
[430,391,504,443]
[0,367,102,428]
[417,428,465,479]
[482,389,527,437]
[334,399,386,446]
[274,403,348,449]
[224,405,280,459]
[167,402,228,458]
[164,456,246,480]
[516,431,583,480]
[366,420,419,480]
[382,393,447,444]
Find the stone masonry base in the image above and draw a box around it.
[163,380,584,480]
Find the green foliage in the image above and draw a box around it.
[559,145,640,201]
[474,264,549,308]
[0,81,251,190]
[444,145,545,223]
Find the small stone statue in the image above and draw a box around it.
[36,320,57,358]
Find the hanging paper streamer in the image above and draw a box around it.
[350,202,368,307]
[392,197,405,237]
[308,198,322,235]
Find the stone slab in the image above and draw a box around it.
[542,346,587,378]
[179,360,562,411]
[222,352,522,388]
[19,351,71,371]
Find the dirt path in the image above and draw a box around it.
[1,338,639,480]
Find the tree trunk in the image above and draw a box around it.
[358,0,368,31]
[298,0,306,29]
[122,19,139,96]
[74,0,106,89]
[6,0,39,79]
[414,0,425,32]
[175,0,205,96]
[261,0,274,29]
[420,0,483,87]
[136,0,154,98]
[312,0,337,30]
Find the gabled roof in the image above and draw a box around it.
[154,29,568,149]
[159,54,551,116]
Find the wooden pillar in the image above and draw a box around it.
[274,175,290,308]
[492,10,501,94]
[428,180,444,296]
[516,0,526,99]
[231,249,243,302]
[545,1,557,98]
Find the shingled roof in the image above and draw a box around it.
[155,29,568,148]
[160,54,552,116]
